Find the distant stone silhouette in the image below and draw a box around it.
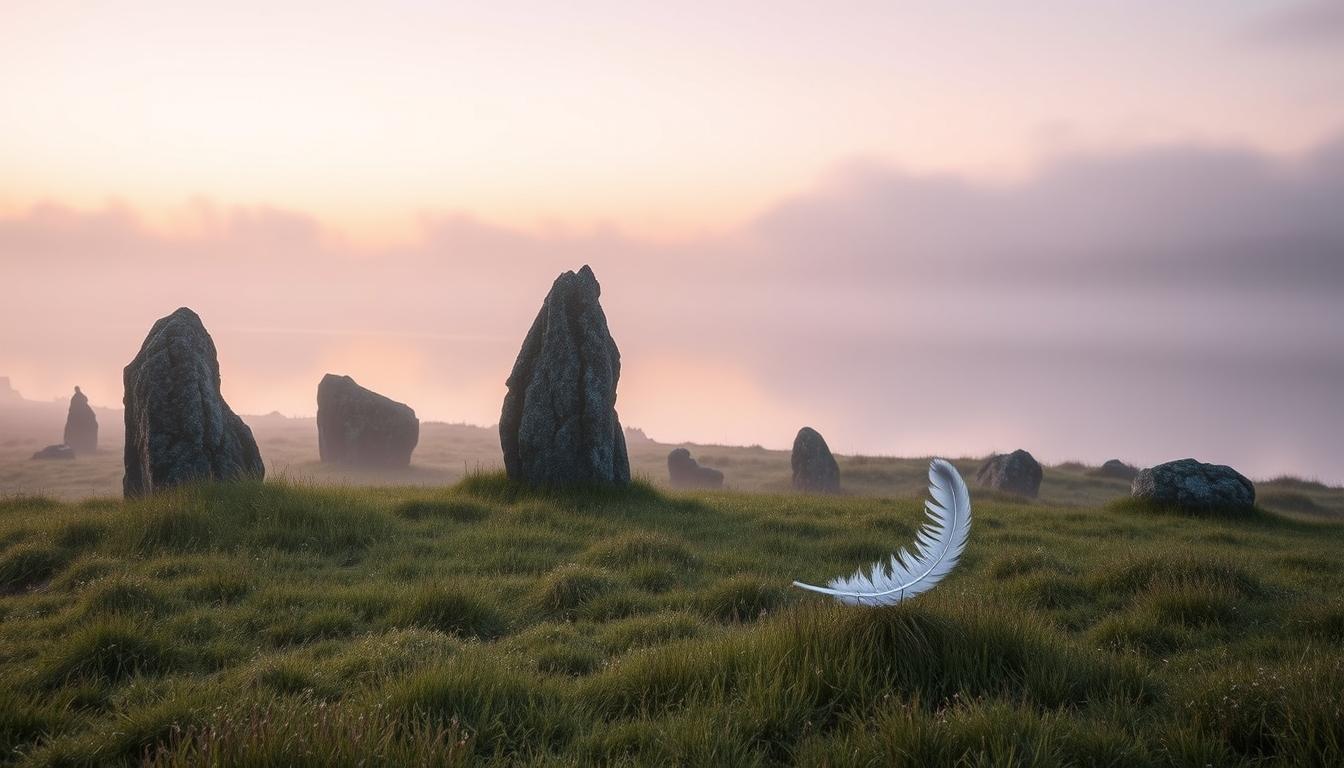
[0,377,19,402]
[123,308,264,497]
[624,426,653,445]
[63,386,98,455]
[1093,458,1139,481]
[31,444,74,460]
[317,374,419,468]
[500,265,630,487]
[667,448,724,489]
[791,427,840,493]
[1132,458,1255,512]
[977,450,1043,497]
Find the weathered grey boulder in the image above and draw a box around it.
[1093,458,1139,481]
[500,265,630,487]
[317,374,419,468]
[667,448,724,489]
[63,386,98,454]
[1131,458,1255,512]
[791,427,840,493]
[977,449,1043,497]
[123,308,264,497]
[31,444,74,460]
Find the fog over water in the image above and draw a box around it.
[4,137,1343,482]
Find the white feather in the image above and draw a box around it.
[792,458,971,606]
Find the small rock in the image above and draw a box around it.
[123,308,264,497]
[31,444,74,460]
[1131,458,1255,512]
[63,386,98,455]
[317,374,419,468]
[1092,458,1139,481]
[667,448,724,489]
[977,450,1043,497]
[791,427,840,493]
[500,265,630,487]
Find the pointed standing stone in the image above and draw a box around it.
[63,386,98,455]
[123,308,264,497]
[500,265,630,487]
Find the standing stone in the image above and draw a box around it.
[1092,458,1139,481]
[500,265,630,487]
[667,448,724,489]
[123,308,264,497]
[63,386,98,455]
[317,374,419,468]
[791,427,840,493]
[976,449,1043,497]
[1131,458,1255,512]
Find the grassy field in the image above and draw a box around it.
[5,406,1343,520]
[1,470,1342,767]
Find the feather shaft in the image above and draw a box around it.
[792,458,971,606]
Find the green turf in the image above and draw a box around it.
[0,473,1341,766]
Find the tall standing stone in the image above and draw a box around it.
[63,386,98,454]
[123,308,264,497]
[317,374,419,468]
[792,427,840,493]
[500,265,630,487]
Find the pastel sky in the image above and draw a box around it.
[3,1,1343,481]
[4,0,1343,237]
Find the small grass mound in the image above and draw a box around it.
[387,654,572,757]
[698,575,788,622]
[0,543,68,593]
[264,608,358,646]
[1141,584,1244,627]
[82,577,166,616]
[528,564,618,620]
[395,498,492,522]
[179,571,253,604]
[581,532,698,569]
[394,586,508,640]
[145,697,472,768]
[1091,554,1266,600]
[56,519,106,549]
[37,618,172,687]
[597,612,703,654]
[121,505,216,553]
[990,550,1073,579]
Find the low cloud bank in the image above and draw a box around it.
[4,136,1342,481]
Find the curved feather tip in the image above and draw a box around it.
[792,458,972,606]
